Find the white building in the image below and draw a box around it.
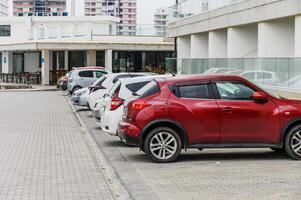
[0,16,174,85]
[84,0,137,35]
[154,7,168,36]
[0,0,8,16]
[166,0,301,80]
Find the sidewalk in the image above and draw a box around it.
[0,91,129,200]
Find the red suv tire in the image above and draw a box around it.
[144,127,182,163]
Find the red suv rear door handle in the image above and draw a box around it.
[222,107,233,113]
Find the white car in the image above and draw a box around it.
[87,73,154,110]
[239,71,279,85]
[70,75,107,107]
[100,74,173,135]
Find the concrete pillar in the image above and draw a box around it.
[87,50,96,66]
[105,49,113,72]
[208,29,228,58]
[190,33,208,58]
[64,51,69,70]
[41,50,50,85]
[258,18,294,57]
[177,36,191,58]
[295,16,301,57]
[1,51,13,73]
[227,24,258,58]
[86,22,92,40]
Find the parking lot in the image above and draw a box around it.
[0,91,301,200]
[77,105,301,200]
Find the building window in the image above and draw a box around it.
[0,25,11,37]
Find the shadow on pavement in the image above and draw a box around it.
[178,150,289,162]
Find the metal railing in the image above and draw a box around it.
[165,58,301,91]
[168,0,244,22]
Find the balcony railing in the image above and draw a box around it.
[165,58,301,91]
[168,0,244,22]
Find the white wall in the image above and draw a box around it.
[228,24,258,58]
[24,52,40,72]
[191,33,208,58]
[295,15,301,57]
[258,18,295,57]
[208,29,227,58]
[177,35,191,58]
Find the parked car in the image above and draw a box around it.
[117,74,301,163]
[100,75,173,135]
[57,72,70,90]
[283,74,301,90]
[204,68,234,74]
[67,67,109,94]
[88,73,155,110]
[71,75,107,108]
[239,70,279,85]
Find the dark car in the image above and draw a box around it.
[118,75,301,163]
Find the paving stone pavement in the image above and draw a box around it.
[0,92,115,200]
[77,107,301,200]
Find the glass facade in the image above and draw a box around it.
[112,51,174,73]
[52,51,65,70]
[96,51,105,67]
[68,51,87,69]
[166,58,301,90]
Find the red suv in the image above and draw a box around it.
[117,75,301,163]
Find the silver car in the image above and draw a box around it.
[67,67,110,94]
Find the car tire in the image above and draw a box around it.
[144,127,181,163]
[284,125,301,160]
[72,86,82,94]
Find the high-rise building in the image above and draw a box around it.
[154,7,168,36]
[13,0,67,16]
[84,0,137,35]
[0,0,8,16]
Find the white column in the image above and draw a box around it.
[1,51,13,73]
[105,49,113,72]
[258,18,294,58]
[64,51,69,70]
[86,22,92,40]
[87,50,96,66]
[227,24,258,58]
[190,33,208,58]
[208,29,228,58]
[295,16,301,57]
[177,36,191,58]
[41,50,50,85]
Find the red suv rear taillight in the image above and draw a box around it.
[132,100,150,110]
[110,93,124,111]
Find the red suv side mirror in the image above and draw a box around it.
[251,92,268,104]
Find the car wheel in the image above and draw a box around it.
[285,125,301,160]
[144,127,181,163]
[72,86,82,94]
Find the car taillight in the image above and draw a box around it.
[110,93,124,111]
[131,100,150,110]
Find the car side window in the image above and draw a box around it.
[126,81,150,93]
[95,71,107,78]
[78,71,94,78]
[216,82,255,100]
[174,84,210,99]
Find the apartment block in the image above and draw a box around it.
[13,0,67,16]
[84,0,137,35]
[0,0,8,16]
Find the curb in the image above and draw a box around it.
[0,88,58,92]
[65,95,132,200]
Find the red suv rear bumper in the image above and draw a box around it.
[117,122,141,146]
